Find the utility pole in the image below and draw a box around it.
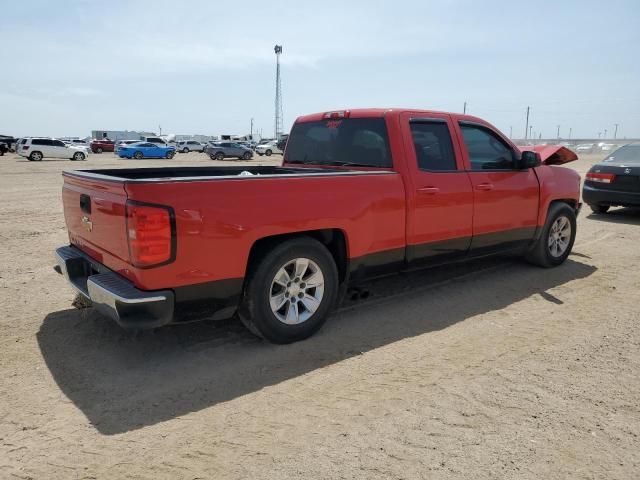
[274,45,284,139]
[557,125,560,139]
[250,118,254,139]
[529,125,533,141]
[569,127,572,139]
[159,125,162,136]
[614,123,619,139]
[598,131,602,139]
[463,101,467,114]
[524,106,530,140]
[509,126,513,138]
[604,129,608,139]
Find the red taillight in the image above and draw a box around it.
[586,172,616,184]
[323,110,350,119]
[22,145,29,150]
[126,201,175,267]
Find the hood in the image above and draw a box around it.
[518,145,578,166]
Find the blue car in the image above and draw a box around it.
[117,142,176,159]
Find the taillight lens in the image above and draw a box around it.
[126,201,175,267]
[586,172,616,184]
[22,145,29,150]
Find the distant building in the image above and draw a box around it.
[91,130,144,141]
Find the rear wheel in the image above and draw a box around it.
[265,149,272,156]
[95,147,103,154]
[239,237,339,344]
[525,203,576,268]
[182,147,189,153]
[29,151,43,161]
[72,152,86,161]
[589,204,610,214]
[133,151,144,159]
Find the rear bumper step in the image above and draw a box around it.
[55,245,174,329]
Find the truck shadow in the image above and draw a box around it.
[37,256,595,435]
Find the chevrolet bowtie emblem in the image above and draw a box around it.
[81,215,93,232]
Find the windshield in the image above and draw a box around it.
[603,145,640,163]
[285,118,392,167]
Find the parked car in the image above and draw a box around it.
[117,142,176,159]
[0,135,17,152]
[55,108,581,344]
[255,141,282,156]
[0,142,8,156]
[116,140,140,150]
[575,143,595,154]
[176,140,205,153]
[64,139,89,148]
[17,137,88,161]
[204,141,253,160]
[143,137,168,146]
[583,143,640,213]
[90,139,115,153]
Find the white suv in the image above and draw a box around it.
[176,140,205,153]
[17,137,89,161]
[255,141,282,156]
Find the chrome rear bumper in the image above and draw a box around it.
[55,245,174,328]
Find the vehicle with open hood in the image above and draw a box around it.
[55,108,580,343]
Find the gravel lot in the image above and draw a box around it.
[0,151,638,479]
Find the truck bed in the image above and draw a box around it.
[66,165,388,182]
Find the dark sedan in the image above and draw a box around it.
[583,143,640,213]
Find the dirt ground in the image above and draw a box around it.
[0,150,638,479]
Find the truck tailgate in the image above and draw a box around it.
[62,173,130,265]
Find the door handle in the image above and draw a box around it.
[475,183,494,191]
[418,186,440,194]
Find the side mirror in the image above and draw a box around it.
[520,150,541,169]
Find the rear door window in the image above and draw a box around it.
[285,117,392,167]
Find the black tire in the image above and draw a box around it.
[242,151,251,160]
[133,151,144,159]
[589,204,609,214]
[239,237,339,344]
[182,148,189,153]
[29,151,43,161]
[525,202,576,268]
[215,152,224,161]
[72,152,86,161]
[96,147,103,154]
[265,149,272,156]
[166,151,175,159]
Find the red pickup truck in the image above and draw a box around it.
[55,109,580,343]
[90,139,115,153]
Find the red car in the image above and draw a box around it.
[55,108,581,343]
[90,139,115,153]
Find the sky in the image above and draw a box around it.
[1,0,639,140]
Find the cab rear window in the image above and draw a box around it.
[285,118,392,167]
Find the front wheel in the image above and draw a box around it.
[589,204,610,214]
[265,149,272,156]
[215,152,224,161]
[525,203,576,268]
[133,151,144,159]
[72,152,86,161]
[239,237,339,344]
[166,151,175,159]
[242,152,251,160]
[95,147,103,154]
[182,148,189,153]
